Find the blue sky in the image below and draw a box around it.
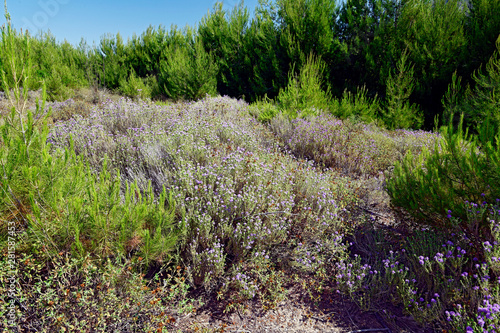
[3,0,260,46]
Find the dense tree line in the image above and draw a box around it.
[1,0,499,129]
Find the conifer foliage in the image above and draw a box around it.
[386,41,500,245]
[0,0,499,128]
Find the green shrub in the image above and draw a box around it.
[160,33,218,101]
[277,53,331,118]
[118,69,151,100]
[45,67,74,101]
[330,85,380,123]
[383,50,423,129]
[248,95,280,123]
[28,33,87,101]
[441,71,465,126]
[386,115,500,244]
[463,36,500,143]
[0,10,178,266]
[0,12,32,113]
[143,74,161,99]
[387,41,500,245]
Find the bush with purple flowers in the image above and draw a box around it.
[46,95,359,300]
[3,4,500,330]
[6,83,500,330]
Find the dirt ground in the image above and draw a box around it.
[166,285,431,332]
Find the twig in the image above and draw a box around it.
[375,312,393,333]
[355,205,391,219]
[347,329,390,333]
[210,314,232,324]
[342,297,357,329]
[181,312,192,321]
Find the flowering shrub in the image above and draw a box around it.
[48,95,357,294]
[269,113,438,177]
[3,55,496,330]
[339,200,500,331]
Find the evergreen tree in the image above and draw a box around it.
[335,0,400,91]
[198,1,252,98]
[383,50,423,129]
[243,0,287,100]
[393,0,467,126]
[465,0,500,75]
[98,33,128,90]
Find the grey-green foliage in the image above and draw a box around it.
[383,50,423,129]
[161,29,218,101]
[277,53,331,118]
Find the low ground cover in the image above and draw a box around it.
[2,90,500,331]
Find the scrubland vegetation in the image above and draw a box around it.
[1,0,500,331]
